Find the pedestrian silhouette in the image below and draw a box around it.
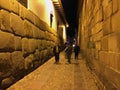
[65,44,72,64]
[74,45,80,60]
[53,45,60,64]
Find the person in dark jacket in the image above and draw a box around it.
[65,44,72,63]
[74,45,80,60]
[53,45,60,63]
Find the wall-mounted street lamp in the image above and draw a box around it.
[50,11,54,27]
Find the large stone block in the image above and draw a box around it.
[24,54,34,70]
[0,53,11,72]
[112,0,118,13]
[0,31,14,51]
[96,7,103,23]
[104,1,112,20]
[102,0,110,8]
[108,53,119,71]
[0,10,12,32]
[23,20,34,38]
[19,3,26,19]
[103,18,111,36]
[34,49,40,61]
[11,51,24,77]
[104,65,120,89]
[32,25,39,39]
[24,10,35,24]
[35,19,48,31]
[11,51,24,69]
[112,11,120,32]
[93,30,103,42]
[28,39,36,53]
[42,50,47,61]
[41,40,47,50]
[118,0,120,10]
[14,36,22,50]
[93,0,98,14]
[45,31,49,40]
[117,54,120,72]
[101,37,108,51]
[95,41,101,50]
[0,0,10,11]
[92,22,103,35]
[10,13,24,36]
[37,40,42,51]
[108,33,120,52]
[34,15,41,29]
[93,60,118,89]
[1,76,15,89]
[22,38,29,55]
[39,30,45,39]
[10,0,19,14]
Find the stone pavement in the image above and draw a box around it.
[7,52,99,90]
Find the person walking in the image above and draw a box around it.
[65,44,72,64]
[53,45,60,64]
[74,45,80,60]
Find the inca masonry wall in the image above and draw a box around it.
[0,0,58,89]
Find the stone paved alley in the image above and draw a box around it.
[7,51,101,90]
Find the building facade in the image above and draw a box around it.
[77,0,120,89]
[0,0,67,89]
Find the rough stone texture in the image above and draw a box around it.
[23,20,34,38]
[104,1,112,19]
[0,0,10,11]
[24,10,35,24]
[14,36,22,51]
[103,18,111,36]
[0,53,11,73]
[10,13,24,36]
[112,11,120,32]
[0,31,14,52]
[28,39,36,53]
[32,25,39,39]
[0,0,59,89]
[108,33,120,52]
[112,0,118,14]
[24,54,34,70]
[19,3,26,19]
[0,10,12,32]
[11,51,24,72]
[96,7,103,23]
[22,38,29,55]
[1,76,15,89]
[7,53,101,90]
[78,0,120,89]
[10,0,19,15]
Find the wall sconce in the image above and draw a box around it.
[50,11,53,27]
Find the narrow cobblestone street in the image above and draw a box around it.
[7,52,99,90]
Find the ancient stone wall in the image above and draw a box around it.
[0,0,58,89]
[79,0,120,89]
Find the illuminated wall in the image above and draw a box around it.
[62,26,66,43]
[28,0,57,30]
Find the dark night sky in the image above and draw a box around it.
[61,0,78,37]
[61,0,78,28]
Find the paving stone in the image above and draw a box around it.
[7,52,99,90]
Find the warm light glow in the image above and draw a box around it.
[62,25,67,43]
[66,24,69,27]
[28,0,57,30]
[52,0,59,2]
